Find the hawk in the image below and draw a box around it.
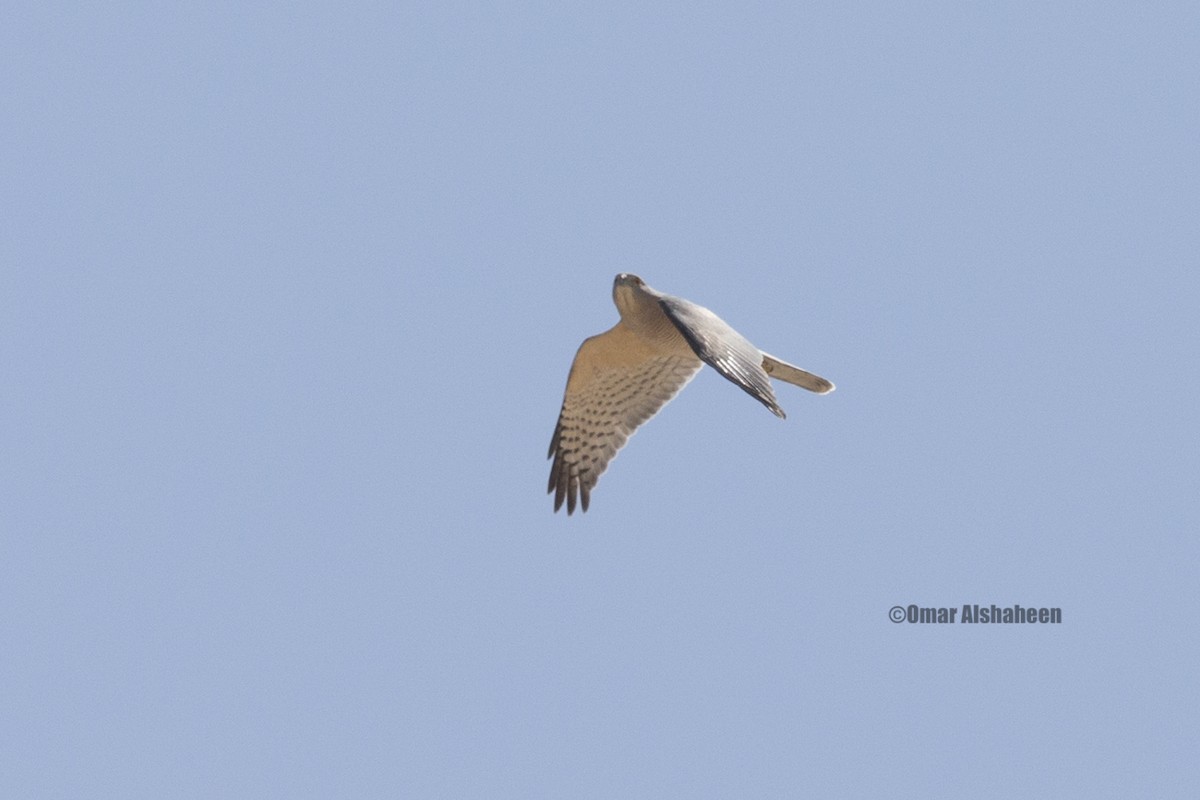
[548,273,834,514]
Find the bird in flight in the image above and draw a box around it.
[548,274,834,514]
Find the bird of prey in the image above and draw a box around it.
[548,273,834,514]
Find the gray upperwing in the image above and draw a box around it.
[656,294,786,418]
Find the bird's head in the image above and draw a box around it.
[612,273,648,314]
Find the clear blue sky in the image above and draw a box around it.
[4,2,1198,797]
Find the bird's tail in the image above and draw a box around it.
[761,352,835,394]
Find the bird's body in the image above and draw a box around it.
[548,274,833,514]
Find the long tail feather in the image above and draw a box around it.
[761,352,835,394]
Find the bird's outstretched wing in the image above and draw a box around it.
[656,294,786,418]
[548,323,701,514]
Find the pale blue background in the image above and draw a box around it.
[4,2,1198,797]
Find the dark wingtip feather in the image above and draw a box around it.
[552,459,567,512]
[548,419,562,459]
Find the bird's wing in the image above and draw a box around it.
[761,352,835,394]
[548,323,701,514]
[656,294,786,418]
